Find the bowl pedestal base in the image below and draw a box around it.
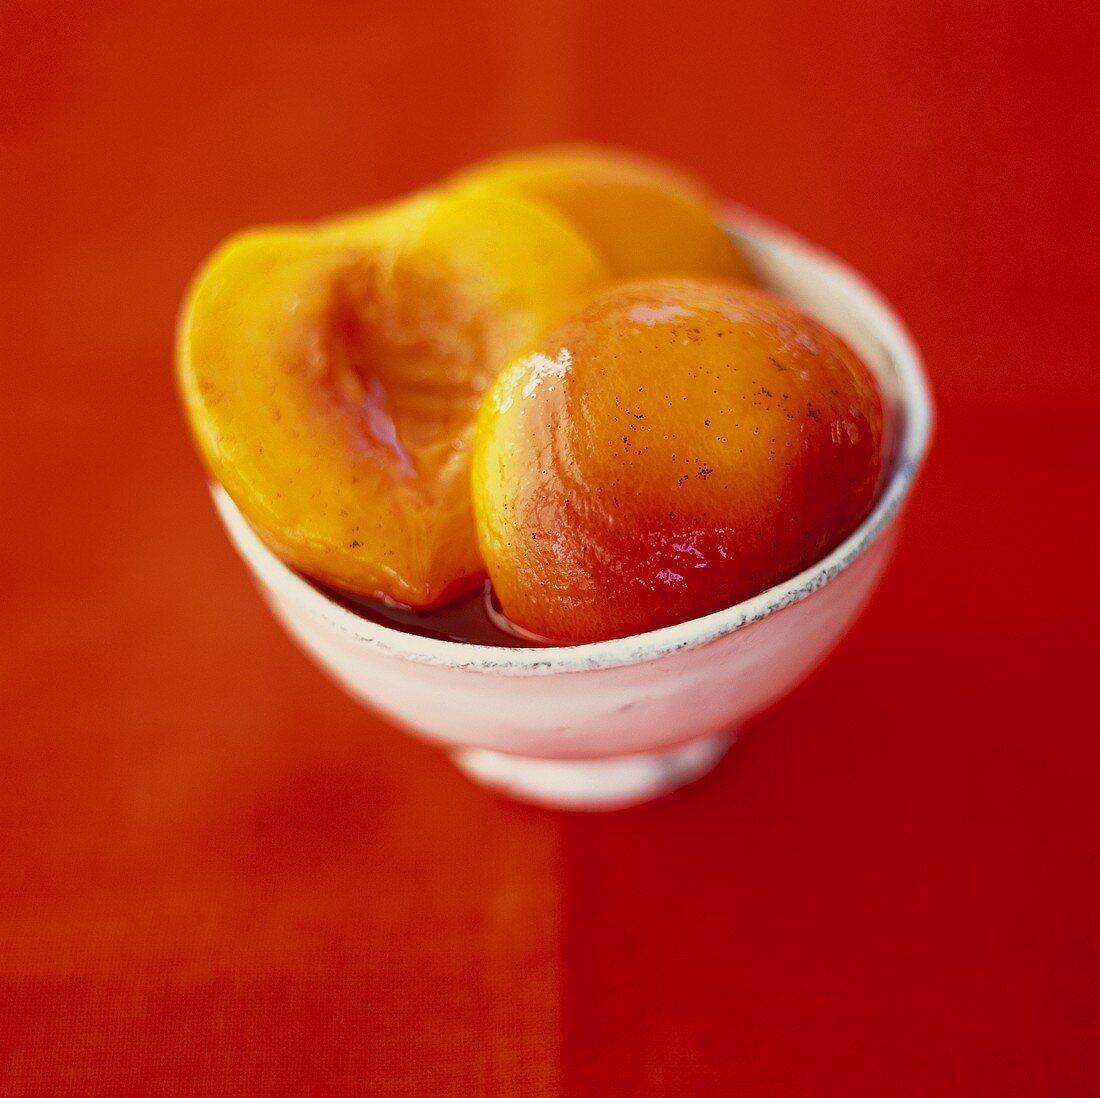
[452,731,735,811]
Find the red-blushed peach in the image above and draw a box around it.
[177,188,606,607]
[450,145,754,282]
[472,278,886,643]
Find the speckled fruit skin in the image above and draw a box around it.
[450,146,754,282]
[177,188,606,608]
[472,278,886,644]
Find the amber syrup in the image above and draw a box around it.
[315,580,557,648]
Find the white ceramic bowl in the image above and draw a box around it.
[212,212,933,810]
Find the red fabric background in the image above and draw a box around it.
[2,1,1098,1093]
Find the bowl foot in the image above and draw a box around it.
[453,732,735,811]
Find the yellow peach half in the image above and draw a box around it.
[177,187,607,607]
[450,145,754,282]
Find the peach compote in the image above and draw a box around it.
[178,146,883,646]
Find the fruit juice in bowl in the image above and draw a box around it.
[179,148,932,809]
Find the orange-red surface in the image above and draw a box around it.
[2,1,1097,1093]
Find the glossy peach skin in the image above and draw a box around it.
[472,278,886,644]
[177,188,606,607]
[450,146,754,282]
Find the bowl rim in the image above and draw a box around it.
[214,211,934,675]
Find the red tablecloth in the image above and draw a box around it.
[2,1,1097,1093]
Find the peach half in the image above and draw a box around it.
[177,188,606,607]
[472,278,886,644]
[450,146,753,282]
